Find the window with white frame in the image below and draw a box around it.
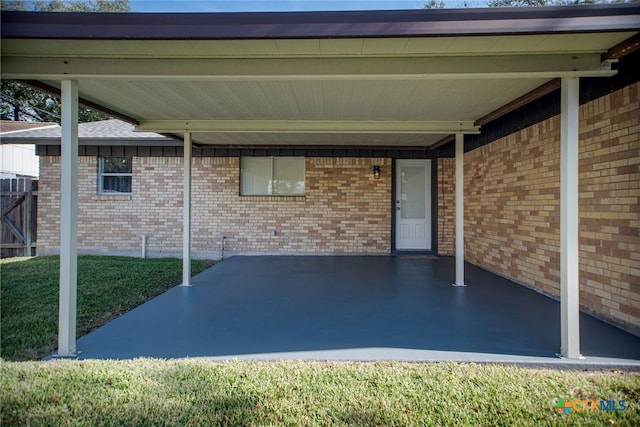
[240,157,305,196]
[99,156,132,194]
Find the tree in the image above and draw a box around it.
[420,0,628,8]
[32,0,130,12]
[486,0,624,6]
[1,0,130,123]
[0,0,26,10]
[2,0,130,12]
[1,81,59,122]
[423,0,446,8]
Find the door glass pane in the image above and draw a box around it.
[400,166,425,219]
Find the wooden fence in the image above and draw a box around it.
[1,177,37,258]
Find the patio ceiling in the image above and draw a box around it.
[1,6,638,148]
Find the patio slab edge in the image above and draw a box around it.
[66,348,640,371]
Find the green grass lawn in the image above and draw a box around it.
[1,360,639,426]
[0,256,213,361]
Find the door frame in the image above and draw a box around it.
[391,158,438,253]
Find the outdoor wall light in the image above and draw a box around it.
[372,165,381,179]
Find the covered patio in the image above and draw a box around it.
[71,256,640,365]
[2,5,639,361]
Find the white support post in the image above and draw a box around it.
[560,77,581,359]
[182,133,192,287]
[58,80,79,357]
[453,133,466,287]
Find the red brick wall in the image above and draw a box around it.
[38,157,392,257]
[437,82,640,334]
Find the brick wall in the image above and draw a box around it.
[38,157,392,257]
[437,158,455,256]
[437,82,640,334]
[579,83,639,333]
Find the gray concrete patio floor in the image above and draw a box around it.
[70,256,640,368]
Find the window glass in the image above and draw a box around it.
[241,157,272,195]
[99,156,132,194]
[102,157,132,174]
[241,157,304,196]
[273,157,305,195]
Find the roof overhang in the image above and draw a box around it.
[1,5,638,149]
[2,5,639,39]
[0,120,58,135]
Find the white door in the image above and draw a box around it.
[395,159,431,250]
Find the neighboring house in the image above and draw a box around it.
[1,5,638,353]
[0,120,55,178]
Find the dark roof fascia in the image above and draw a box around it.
[36,144,445,159]
[603,32,640,60]
[77,138,180,146]
[2,4,639,40]
[2,138,179,146]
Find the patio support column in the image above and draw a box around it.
[560,77,581,359]
[182,132,192,287]
[58,80,79,357]
[454,133,466,287]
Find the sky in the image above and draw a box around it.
[128,1,485,13]
[3,0,494,13]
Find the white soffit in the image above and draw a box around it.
[2,29,637,147]
[44,78,546,123]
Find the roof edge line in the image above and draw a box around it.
[2,5,638,40]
